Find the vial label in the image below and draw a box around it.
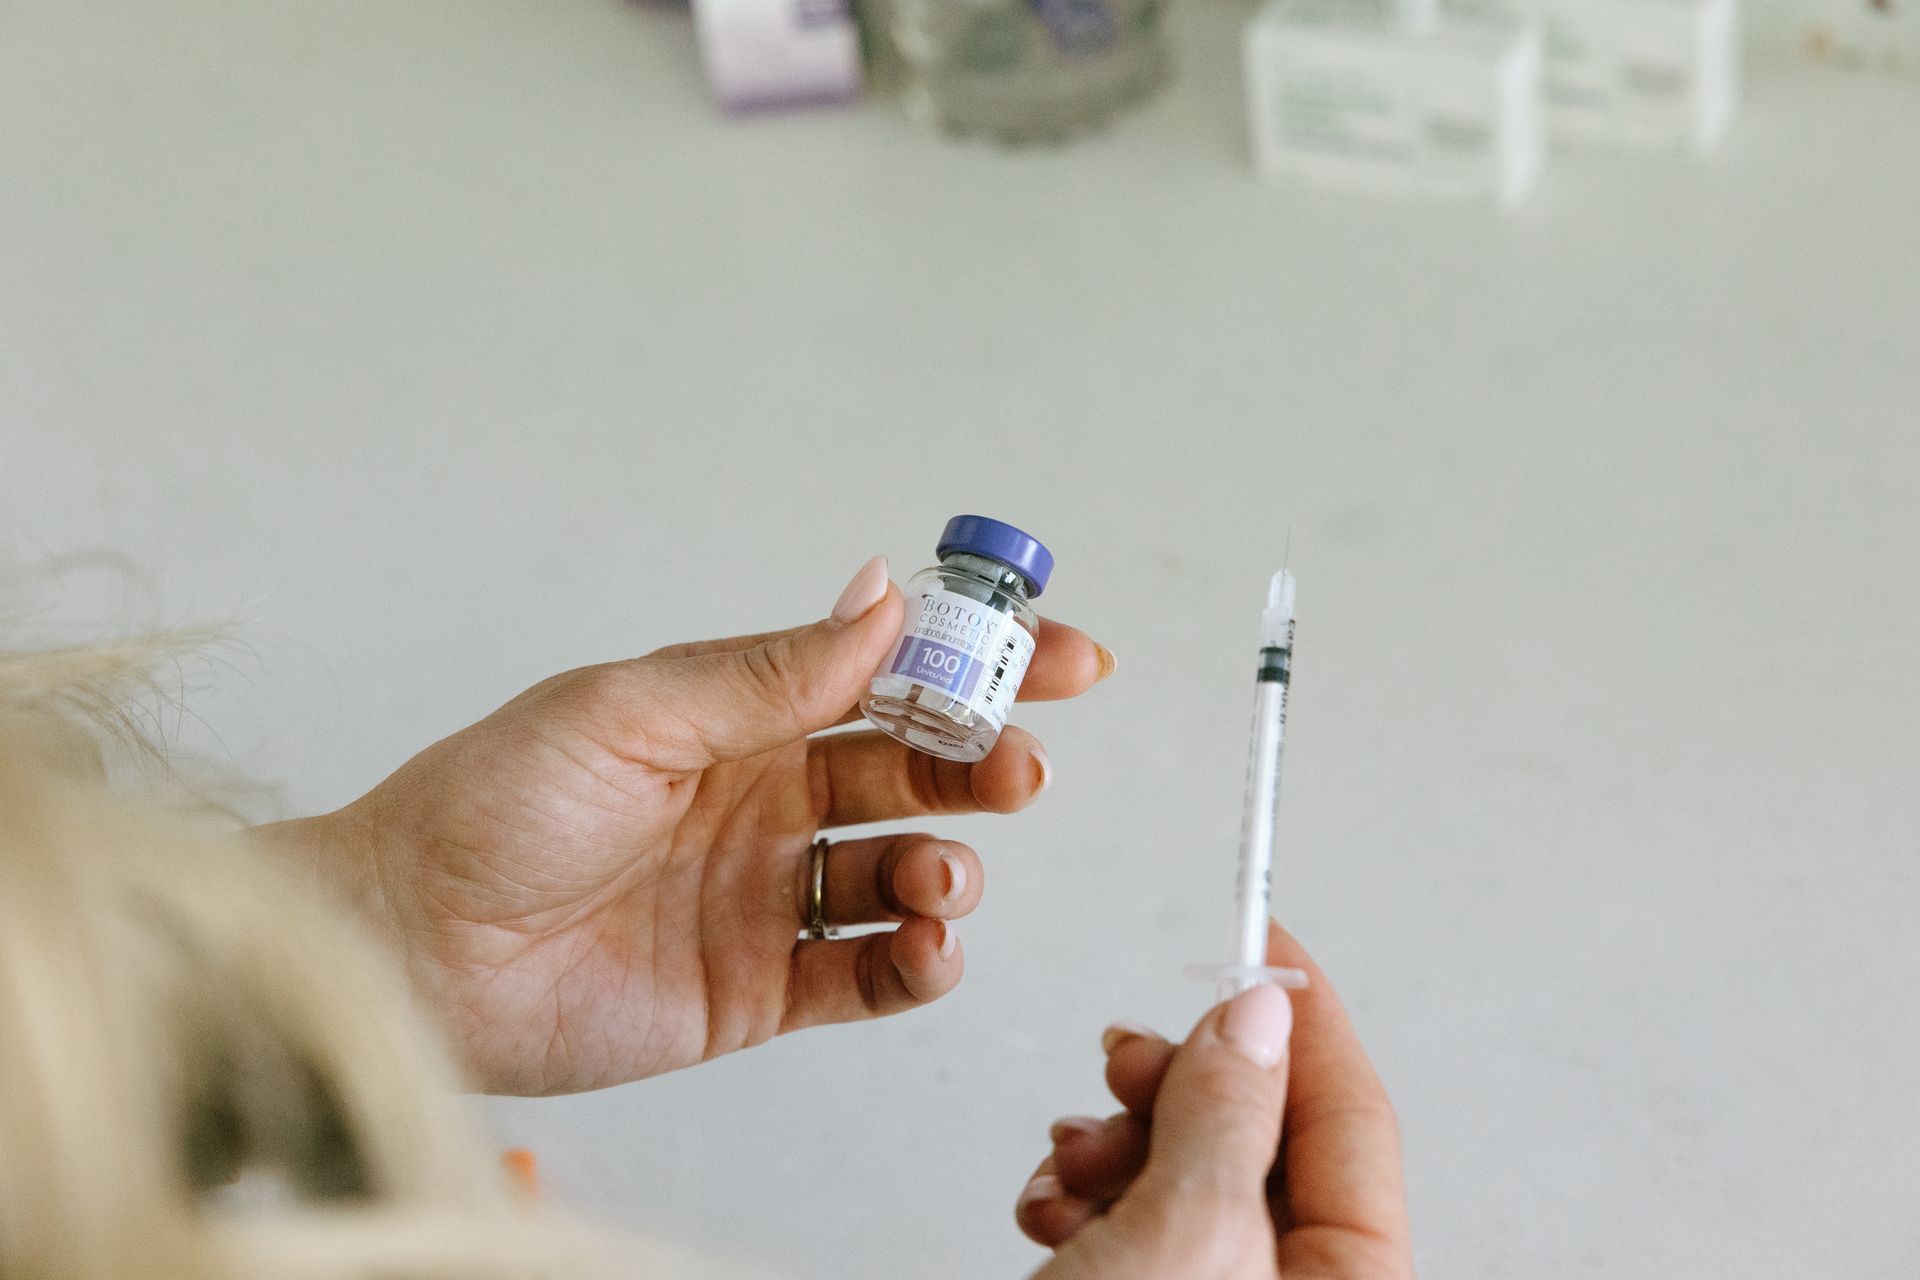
[887,587,1036,730]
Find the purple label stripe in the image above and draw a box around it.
[891,637,983,700]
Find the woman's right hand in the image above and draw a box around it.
[1017,922,1414,1280]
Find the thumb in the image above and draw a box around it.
[647,555,902,768]
[1141,983,1294,1196]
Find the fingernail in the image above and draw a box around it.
[937,920,958,959]
[1219,984,1294,1070]
[1100,1021,1158,1055]
[1017,1172,1062,1211]
[832,555,890,624]
[1093,643,1117,682]
[939,851,967,902]
[1049,1116,1104,1144]
[1029,741,1052,794]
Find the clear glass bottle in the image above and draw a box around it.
[882,0,1172,145]
[862,515,1053,762]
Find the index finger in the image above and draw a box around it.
[650,614,1113,722]
[1015,616,1113,702]
[1265,922,1412,1264]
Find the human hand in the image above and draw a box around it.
[261,556,1110,1095]
[1016,922,1413,1280]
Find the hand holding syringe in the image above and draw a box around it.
[1021,566,1418,1273]
[1188,569,1310,997]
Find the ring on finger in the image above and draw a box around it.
[805,836,838,941]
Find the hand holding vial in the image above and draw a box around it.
[255,552,1113,1094]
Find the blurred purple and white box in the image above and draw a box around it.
[692,0,863,114]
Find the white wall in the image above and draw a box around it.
[5,4,1917,1277]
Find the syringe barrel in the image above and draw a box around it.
[1229,660,1290,987]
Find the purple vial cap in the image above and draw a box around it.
[936,515,1054,597]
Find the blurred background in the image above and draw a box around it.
[3,1,1916,1276]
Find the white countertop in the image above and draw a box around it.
[5,3,1918,1276]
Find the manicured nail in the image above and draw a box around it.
[937,920,958,959]
[1219,983,1294,1070]
[1029,741,1052,794]
[1049,1116,1104,1144]
[1100,1021,1158,1055]
[1017,1172,1062,1211]
[1093,643,1117,682]
[939,851,967,902]
[832,555,890,624]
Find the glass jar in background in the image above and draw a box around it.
[880,0,1171,144]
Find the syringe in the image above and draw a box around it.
[1190,570,1310,997]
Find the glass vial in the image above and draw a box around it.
[862,515,1054,762]
[882,0,1172,145]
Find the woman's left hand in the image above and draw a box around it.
[260,556,1110,1095]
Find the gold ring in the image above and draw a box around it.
[807,837,837,940]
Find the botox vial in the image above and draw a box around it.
[861,515,1053,762]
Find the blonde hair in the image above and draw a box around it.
[0,638,761,1279]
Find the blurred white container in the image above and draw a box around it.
[1244,0,1547,207]
[1451,0,1739,152]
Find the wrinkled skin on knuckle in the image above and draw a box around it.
[518,660,699,770]
[545,662,652,743]
[743,634,850,746]
[1188,1058,1282,1127]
